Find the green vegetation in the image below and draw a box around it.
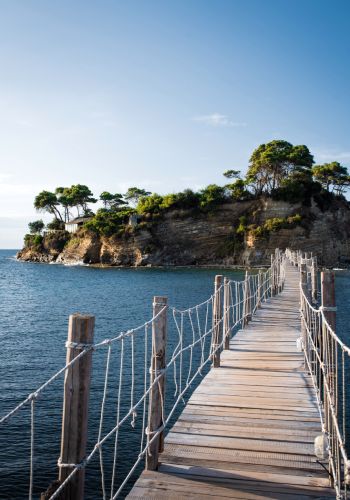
[27,139,350,243]
[84,208,135,236]
[249,214,303,239]
[246,140,314,195]
[24,233,43,248]
[28,220,45,234]
[99,192,127,210]
[312,162,350,195]
[46,219,65,231]
[124,187,151,206]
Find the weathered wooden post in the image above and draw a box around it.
[146,296,168,470]
[58,314,95,500]
[320,269,336,464]
[257,271,262,308]
[212,275,223,366]
[223,277,230,350]
[300,263,308,354]
[270,255,275,296]
[243,270,252,325]
[300,262,307,292]
[311,257,318,304]
[321,271,336,331]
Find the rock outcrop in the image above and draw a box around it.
[17,198,350,267]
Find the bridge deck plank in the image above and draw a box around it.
[127,263,335,499]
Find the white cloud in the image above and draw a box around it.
[0,182,38,196]
[192,113,247,128]
[313,149,350,163]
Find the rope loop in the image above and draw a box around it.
[148,367,166,376]
[145,424,164,436]
[65,341,94,350]
[57,456,88,470]
[28,391,39,401]
[320,305,337,312]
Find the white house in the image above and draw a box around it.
[65,217,91,234]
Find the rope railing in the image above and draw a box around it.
[0,251,286,500]
[286,248,350,500]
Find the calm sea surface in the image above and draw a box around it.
[0,249,350,499]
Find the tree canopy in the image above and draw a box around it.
[34,191,63,221]
[100,191,127,210]
[246,140,314,195]
[312,162,350,195]
[223,169,241,179]
[124,187,151,206]
[31,139,350,239]
[28,220,45,234]
[34,184,97,221]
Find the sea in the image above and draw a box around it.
[0,249,349,499]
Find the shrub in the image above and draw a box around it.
[136,194,164,214]
[236,215,247,234]
[24,234,43,248]
[225,180,251,201]
[160,189,201,211]
[250,214,303,239]
[46,219,65,230]
[85,208,134,236]
[44,231,70,251]
[199,184,227,208]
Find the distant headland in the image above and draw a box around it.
[17,140,350,267]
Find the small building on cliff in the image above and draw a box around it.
[65,217,91,234]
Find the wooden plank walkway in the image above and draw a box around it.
[128,263,335,499]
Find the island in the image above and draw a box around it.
[17,140,350,267]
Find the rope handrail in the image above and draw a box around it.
[286,248,350,499]
[1,250,287,499]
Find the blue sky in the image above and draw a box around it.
[0,0,349,247]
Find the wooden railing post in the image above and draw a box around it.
[321,271,336,331]
[300,263,308,353]
[223,277,230,350]
[300,262,307,291]
[257,271,262,308]
[243,270,252,325]
[320,269,336,468]
[311,258,318,304]
[146,296,168,471]
[58,314,95,500]
[270,255,275,296]
[212,275,223,366]
[276,250,280,293]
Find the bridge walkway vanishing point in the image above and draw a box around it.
[128,262,336,499]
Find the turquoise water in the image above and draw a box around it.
[1,250,350,499]
[0,250,247,499]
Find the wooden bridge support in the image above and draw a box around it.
[271,255,275,296]
[321,271,336,331]
[58,314,95,500]
[242,271,251,327]
[223,277,230,350]
[257,271,262,308]
[311,258,318,303]
[300,263,308,352]
[212,275,223,367]
[146,296,168,471]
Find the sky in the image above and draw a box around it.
[0,0,350,248]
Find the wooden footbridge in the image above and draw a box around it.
[128,259,337,499]
[1,249,349,499]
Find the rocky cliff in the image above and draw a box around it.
[17,198,350,267]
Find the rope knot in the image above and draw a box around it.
[28,391,39,401]
[145,424,164,436]
[65,341,94,350]
[131,410,137,428]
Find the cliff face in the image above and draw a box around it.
[17,198,350,267]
